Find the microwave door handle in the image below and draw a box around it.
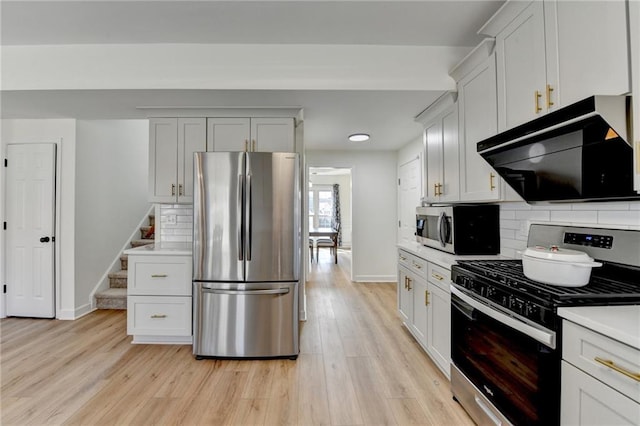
[450,286,556,349]
[437,212,447,247]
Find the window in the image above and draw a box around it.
[309,185,334,229]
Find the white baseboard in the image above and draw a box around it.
[352,275,396,283]
[132,335,192,345]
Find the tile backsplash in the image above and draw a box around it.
[499,201,640,259]
[157,204,193,243]
[158,200,640,256]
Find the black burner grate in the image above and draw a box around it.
[455,259,640,304]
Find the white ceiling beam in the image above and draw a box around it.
[2,43,469,92]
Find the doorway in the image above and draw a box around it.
[308,167,352,270]
[5,143,57,318]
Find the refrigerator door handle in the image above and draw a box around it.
[247,173,252,261]
[201,287,290,296]
[238,174,244,261]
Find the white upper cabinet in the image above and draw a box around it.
[206,118,251,152]
[250,118,295,152]
[417,93,460,204]
[547,0,630,108]
[481,0,631,132]
[453,41,502,202]
[495,1,547,131]
[207,117,294,152]
[149,118,206,204]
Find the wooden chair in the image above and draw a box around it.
[309,238,315,263]
[316,222,339,261]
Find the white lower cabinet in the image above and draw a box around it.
[426,263,451,377]
[127,253,192,344]
[561,320,640,425]
[397,249,451,379]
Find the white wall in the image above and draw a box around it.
[1,119,77,319]
[309,172,352,248]
[75,120,150,315]
[306,150,397,282]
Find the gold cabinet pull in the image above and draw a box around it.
[546,84,554,110]
[413,262,422,270]
[594,357,640,382]
[489,173,496,191]
[252,139,256,152]
[171,184,176,196]
[437,183,443,196]
[399,255,407,261]
[434,183,439,197]
[150,314,167,319]
[178,184,184,196]
[432,273,444,281]
[534,90,542,113]
[406,277,412,291]
[151,274,168,278]
[404,276,408,289]
[244,139,249,152]
[425,290,430,306]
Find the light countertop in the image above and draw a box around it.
[124,242,192,256]
[397,241,507,269]
[558,305,640,350]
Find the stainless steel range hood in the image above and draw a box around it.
[477,96,637,203]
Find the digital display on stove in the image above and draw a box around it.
[564,232,613,249]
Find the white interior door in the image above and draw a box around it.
[6,143,56,318]
[399,156,422,243]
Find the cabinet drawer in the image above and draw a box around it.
[563,320,640,403]
[408,255,428,278]
[398,249,412,268]
[128,255,191,296]
[561,361,640,426]
[127,296,192,336]
[427,263,450,292]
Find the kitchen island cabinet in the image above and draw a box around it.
[207,117,294,152]
[124,243,193,345]
[559,306,640,426]
[480,0,630,132]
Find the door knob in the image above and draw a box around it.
[40,236,50,243]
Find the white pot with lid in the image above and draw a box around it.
[522,245,603,287]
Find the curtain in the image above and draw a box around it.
[332,184,342,246]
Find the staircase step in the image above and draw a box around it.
[95,288,127,310]
[120,255,128,271]
[140,225,154,239]
[108,270,128,288]
[131,239,154,248]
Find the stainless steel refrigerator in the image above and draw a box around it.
[192,151,300,359]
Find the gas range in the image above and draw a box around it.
[450,224,640,426]
[452,259,640,331]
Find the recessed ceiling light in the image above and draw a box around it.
[348,133,370,142]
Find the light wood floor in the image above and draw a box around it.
[1,252,473,425]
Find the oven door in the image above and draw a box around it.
[450,286,560,426]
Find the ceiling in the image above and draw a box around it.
[0,1,505,151]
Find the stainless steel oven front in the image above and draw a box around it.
[450,286,560,426]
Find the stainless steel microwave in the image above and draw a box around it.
[416,205,500,255]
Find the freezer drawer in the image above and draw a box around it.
[193,282,299,358]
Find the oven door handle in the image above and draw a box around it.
[451,286,556,349]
